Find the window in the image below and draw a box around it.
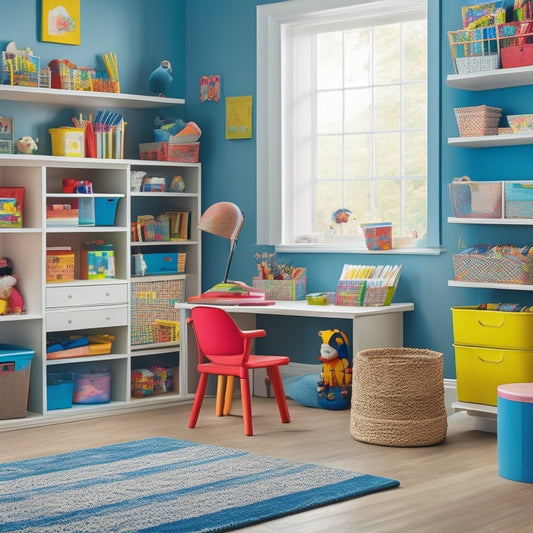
[257,0,437,251]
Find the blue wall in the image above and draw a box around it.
[3,1,530,378]
[185,0,533,377]
[0,0,185,158]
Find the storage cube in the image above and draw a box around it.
[0,344,35,420]
[454,344,533,406]
[49,127,85,157]
[47,372,74,410]
[95,197,119,226]
[504,182,533,219]
[449,180,502,218]
[73,371,111,404]
[452,306,533,349]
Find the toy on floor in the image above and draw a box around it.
[317,329,352,410]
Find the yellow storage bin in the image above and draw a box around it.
[454,344,533,406]
[452,306,533,350]
[49,127,85,157]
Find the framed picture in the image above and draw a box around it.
[41,0,80,45]
[0,117,14,155]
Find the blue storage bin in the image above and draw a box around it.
[47,372,74,410]
[0,344,34,371]
[95,197,119,226]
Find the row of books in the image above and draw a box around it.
[131,210,191,242]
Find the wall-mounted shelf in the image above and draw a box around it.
[448,217,533,225]
[448,132,533,148]
[0,85,184,109]
[446,65,533,91]
[448,280,533,291]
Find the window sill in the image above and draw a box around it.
[275,244,446,256]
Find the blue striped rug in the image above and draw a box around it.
[0,437,399,532]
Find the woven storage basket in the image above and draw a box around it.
[454,105,502,137]
[0,368,31,420]
[350,348,447,447]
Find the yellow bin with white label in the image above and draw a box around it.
[49,127,85,157]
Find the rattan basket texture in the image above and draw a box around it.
[454,105,502,137]
[350,348,447,447]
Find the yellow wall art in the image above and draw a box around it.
[226,95,253,139]
[41,0,80,45]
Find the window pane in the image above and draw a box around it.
[404,178,427,236]
[374,85,400,131]
[374,24,400,84]
[345,179,370,223]
[345,134,371,178]
[403,82,426,130]
[345,28,371,87]
[404,21,427,82]
[317,31,342,90]
[345,88,371,132]
[317,90,343,134]
[317,135,342,179]
[317,180,343,232]
[403,131,427,176]
[374,179,400,226]
[374,132,400,177]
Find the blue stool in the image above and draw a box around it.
[498,383,533,483]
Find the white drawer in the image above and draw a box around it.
[46,283,128,309]
[46,305,128,332]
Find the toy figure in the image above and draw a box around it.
[16,136,38,154]
[0,258,24,314]
[317,329,352,410]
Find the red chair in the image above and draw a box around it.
[187,305,291,436]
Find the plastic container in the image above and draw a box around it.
[498,383,533,482]
[95,197,119,226]
[80,243,115,280]
[454,344,533,406]
[452,306,533,349]
[47,372,74,410]
[73,371,111,404]
[0,344,34,370]
[49,127,85,157]
[143,252,186,275]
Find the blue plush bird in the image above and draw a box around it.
[148,60,173,97]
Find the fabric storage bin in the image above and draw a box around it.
[95,197,119,226]
[449,179,502,218]
[454,344,533,406]
[0,344,35,420]
[47,372,74,410]
[73,371,111,404]
[504,182,533,219]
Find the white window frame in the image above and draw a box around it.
[256,0,441,254]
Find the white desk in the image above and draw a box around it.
[178,301,414,394]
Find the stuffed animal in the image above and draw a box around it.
[16,136,38,154]
[148,60,173,97]
[317,329,352,410]
[0,258,25,314]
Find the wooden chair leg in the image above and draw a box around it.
[223,376,234,415]
[240,377,253,436]
[189,373,208,428]
[216,375,227,416]
[267,366,291,424]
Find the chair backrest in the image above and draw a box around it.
[190,306,248,365]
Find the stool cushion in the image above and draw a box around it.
[350,348,447,447]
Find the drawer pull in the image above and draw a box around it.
[67,294,73,299]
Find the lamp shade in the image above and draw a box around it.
[198,202,244,242]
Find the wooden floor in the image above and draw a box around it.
[2,397,532,532]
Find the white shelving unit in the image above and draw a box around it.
[448,66,533,419]
[0,87,200,430]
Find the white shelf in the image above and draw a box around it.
[448,217,533,225]
[0,84,184,109]
[448,280,533,291]
[452,401,497,417]
[446,65,533,91]
[448,132,533,148]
